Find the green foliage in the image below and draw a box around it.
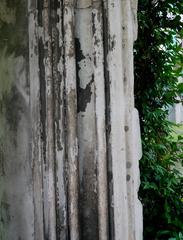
[134,0,183,239]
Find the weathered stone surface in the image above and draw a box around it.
[0,0,142,239]
[0,1,34,240]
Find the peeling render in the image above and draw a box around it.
[63,1,79,239]
[0,0,142,239]
[92,2,108,239]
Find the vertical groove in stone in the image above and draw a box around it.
[41,0,57,239]
[52,1,68,239]
[102,1,115,239]
[28,0,44,239]
[63,1,80,240]
[92,1,108,240]
[75,1,99,239]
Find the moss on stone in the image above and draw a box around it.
[0,1,28,237]
[0,48,15,101]
[0,0,27,55]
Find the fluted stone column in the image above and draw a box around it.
[0,0,142,239]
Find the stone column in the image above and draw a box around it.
[0,0,142,239]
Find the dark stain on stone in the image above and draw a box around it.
[124,69,127,83]
[92,12,96,36]
[52,0,60,10]
[111,3,115,8]
[109,35,116,51]
[75,37,85,65]
[126,161,132,169]
[124,76,127,83]
[5,86,22,133]
[94,36,100,47]
[108,171,113,182]
[124,125,129,132]
[0,0,28,57]
[79,151,99,240]
[106,123,111,135]
[0,194,11,227]
[34,44,38,56]
[102,5,115,240]
[0,85,23,148]
[38,37,47,164]
[51,6,68,239]
[0,141,5,176]
[68,22,75,58]
[51,14,63,152]
[93,54,97,67]
[37,0,44,27]
[122,39,126,49]
[126,174,131,181]
[75,37,94,113]
[77,77,94,113]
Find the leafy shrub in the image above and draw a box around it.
[134,0,183,239]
